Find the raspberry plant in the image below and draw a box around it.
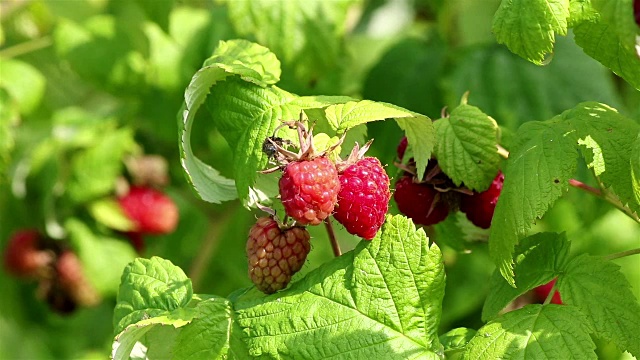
[1,1,639,359]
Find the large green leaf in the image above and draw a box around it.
[234,215,445,358]
[489,118,577,285]
[482,232,570,321]
[466,305,596,359]
[179,39,281,204]
[433,103,501,191]
[492,0,570,64]
[560,254,640,357]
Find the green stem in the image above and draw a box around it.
[543,281,559,306]
[569,179,639,223]
[324,218,341,257]
[0,36,52,58]
[604,248,640,261]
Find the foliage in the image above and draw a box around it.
[1,0,639,359]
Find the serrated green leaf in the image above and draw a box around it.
[560,254,640,357]
[0,58,46,115]
[568,0,598,26]
[234,215,445,359]
[466,304,596,359]
[574,16,640,90]
[67,127,137,202]
[179,39,281,204]
[489,118,577,285]
[492,0,570,64]
[563,102,640,215]
[440,327,476,359]
[482,232,570,321]
[65,219,137,296]
[113,257,193,335]
[172,298,249,360]
[323,100,434,179]
[590,0,638,48]
[223,0,356,89]
[88,198,135,231]
[433,104,500,191]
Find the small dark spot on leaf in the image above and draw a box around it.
[553,179,560,184]
[606,128,612,133]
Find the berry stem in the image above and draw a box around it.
[604,248,640,261]
[496,146,639,224]
[543,281,559,306]
[324,218,342,257]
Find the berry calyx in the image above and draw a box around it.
[394,175,449,226]
[533,278,563,305]
[3,230,53,277]
[246,217,311,294]
[459,171,504,229]
[118,186,179,235]
[334,157,390,240]
[279,157,340,225]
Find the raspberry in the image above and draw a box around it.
[56,250,100,307]
[246,217,311,294]
[397,136,408,160]
[3,230,52,277]
[635,0,640,26]
[394,175,449,226]
[279,157,340,225]
[459,171,504,229]
[334,157,390,239]
[118,186,179,235]
[533,279,563,305]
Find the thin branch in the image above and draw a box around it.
[0,36,52,58]
[604,248,640,261]
[324,218,341,257]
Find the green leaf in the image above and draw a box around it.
[65,219,138,296]
[444,37,622,131]
[482,232,570,321]
[66,127,137,203]
[0,58,46,115]
[223,0,355,89]
[560,254,640,357]
[631,135,640,205]
[172,298,249,360]
[179,39,281,204]
[568,0,598,26]
[234,215,445,359]
[564,102,640,215]
[133,0,173,32]
[574,12,640,90]
[466,305,596,359]
[433,104,501,191]
[324,100,434,179]
[113,257,193,335]
[492,0,570,65]
[489,118,577,285]
[88,198,135,232]
[440,327,476,359]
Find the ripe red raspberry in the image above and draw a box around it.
[334,157,390,239]
[279,157,340,225]
[635,0,640,26]
[459,171,504,229]
[397,136,408,160]
[533,278,563,305]
[394,175,449,226]
[246,217,311,294]
[3,230,52,277]
[118,186,179,235]
[56,250,100,307]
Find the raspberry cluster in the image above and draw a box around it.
[3,230,99,314]
[248,120,392,294]
[394,136,505,229]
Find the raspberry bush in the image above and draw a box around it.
[1,1,639,359]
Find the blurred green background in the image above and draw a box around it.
[1,0,638,359]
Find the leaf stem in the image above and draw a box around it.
[496,146,638,223]
[324,218,341,257]
[604,248,640,261]
[542,281,559,306]
[0,36,52,58]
